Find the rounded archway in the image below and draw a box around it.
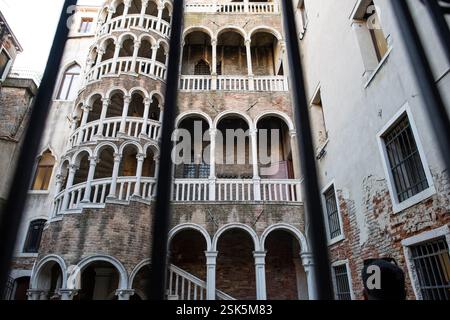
[76,261,121,300]
[34,260,64,300]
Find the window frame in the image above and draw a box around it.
[377,103,436,213]
[331,260,354,300]
[401,225,450,300]
[0,46,13,81]
[22,219,47,254]
[30,151,56,193]
[321,180,345,245]
[55,63,81,101]
[79,17,94,34]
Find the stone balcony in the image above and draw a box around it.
[185,2,279,14]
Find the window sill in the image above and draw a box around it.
[28,190,50,195]
[392,186,437,214]
[328,235,345,247]
[17,253,39,258]
[364,47,393,88]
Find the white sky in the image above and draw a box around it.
[0,0,105,73]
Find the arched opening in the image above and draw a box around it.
[128,92,145,118]
[87,94,103,123]
[73,103,83,128]
[142,147,156,178]
[94,146,115,180]
[257,116,293,179]
[119,36,135,58]
[23,219,46,254]
[35,261,63,300]
[265,230,308,300]
[138,38,153,59]
[182,31,212,75]
[217,30,247,75]
[162,4,171,23]
[156,45,167,64]
[131,264,150,300]
[31,150,55,191]
[11,277,30,300]
[102,39,116,62]
[168,229,207,299]
[59,160,70,190]
[129,0,142,14]
[148,95,161,121]
[216,115,251,179]
[175,116,210,179]
[145,0,158,16]
[76,261,120,300]
[120,145,138,177]
[106,91,124,119]
[57,64,81,101]
[112,2,125,19]
[73,151,90,185]
[216,229,256,300]
[250,31,282,76]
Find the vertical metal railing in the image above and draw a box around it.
[0,0,77,296]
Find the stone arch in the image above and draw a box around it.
[138,33,157,46]
[175,111,213,129]
[143,142,160,157]
[71,148,93,166]
[216,25,247,41]
[168,223,212,251]
[260,223,309,253]
[99,36,118,51]
[31,255,67,289]
[254,111,295,132]
[94,142,119,158]
[106,86,128,99]
[149,90,165,105]
[86,92,105,107]
[212,223,260,251]
[119,141,144,155]
[213,110,255,131]
[118,32,138,47]
[129,87,149,99]
[183,26,215,42]
[75,255,128,290]
[129,259,151,289]
[248,26,283,41]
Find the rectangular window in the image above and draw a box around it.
[23,220,46,253]
[333,264,352,300]
[410,237,450,300]
[310,87,328,154]
[0,49,12,79]
[79,17,94,33]
[183,164,210,179]
[324,185,342,240]
[382,115,429,203]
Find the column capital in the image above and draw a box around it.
[211,39,218,46]
[124,95,132,104]
[151,44,160,50]
[144,97,152,106]
[89,156,99,165]
[205,251,218,262]
[136,153,146,161]
[69,164,79,172]
[82,104,92,112]
[209,128,218,137]
[56,174,65,182]
[250,128,258,136]
[133,42,141,49]
[245,39,251,46]
[157,4,165,10]
[102,98,110,105]
[114,153,122,162]
[289,130,297,138]
[98,48,106,55]
[58,289,79,300]
[115,289,135,300]
[301,252,314,267]
[253,251,267,265]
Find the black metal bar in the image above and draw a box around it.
[422,0,450,64]
[281,0,334,300]
[149,0,184,300]
[0,0,77,295]
[391,1,450,171]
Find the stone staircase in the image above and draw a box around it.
[167,264,235,300]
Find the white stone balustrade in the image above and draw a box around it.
[97,14,171,39]
[185,2,279,14]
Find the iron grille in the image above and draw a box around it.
[384,115,429,203]
[183,164,210,179]
[411,237,450,300]
[324,186,342,239]
[23,219,46,254]
[333,264,352,300]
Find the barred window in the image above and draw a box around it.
[383,115,429,203]
[194,59,211,75]
[333,264,352,300]
[183,163,210,179]
[411,237,450,300]
[324,186,342,240]
[23,219,46,253]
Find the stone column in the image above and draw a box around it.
[156,4,164,31]
[58,289,79,301]
[82,157,98,203]
[209,129,217,200]
[111,42,122,74]
[141,98,152,136]
[254,251,267,300]
[205,251,218,300]
[149,44,159,75]
[211,39,218,90]
[54,174,64,195]
[139,0,149,28]
[130,42,141,74]
[77,105,92,144]
[250,129,261,200]
[61,164,78,211]
[116,289,135,300]
[27,289,45,301]
[244,0,249,13]
[301,252,317,300]
[290,130,302,199]
[108,153,122,199]
[280,41,289,90]
[154,155,160,178]
[121,0,131,28]
[94,49,105,79]
[96,98,110,137]
[245,39,254,90]
[119,95,132,134]
[133,153,146,197]
[107,8,115,22]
